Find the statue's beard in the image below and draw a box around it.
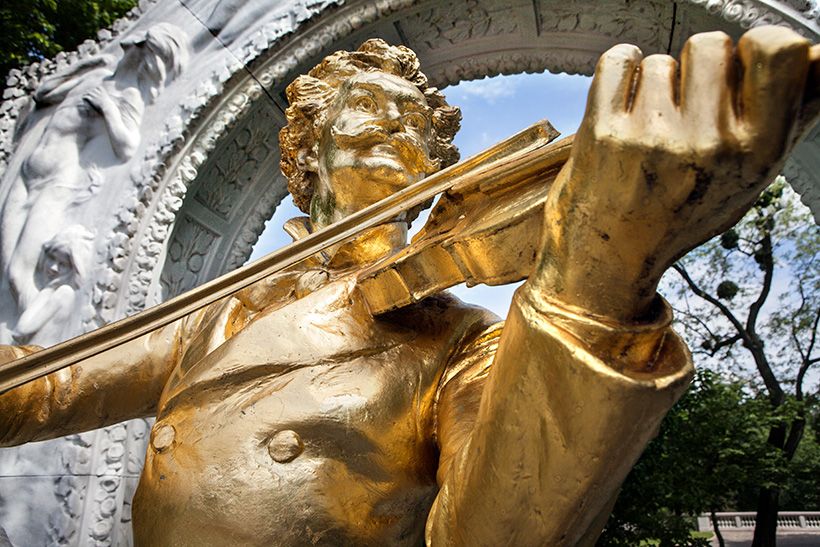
[331,125,439,175]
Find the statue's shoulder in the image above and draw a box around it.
[381,290,502,345]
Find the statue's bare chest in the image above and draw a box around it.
[133,278,464,546]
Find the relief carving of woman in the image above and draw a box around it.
[0,23,188,324]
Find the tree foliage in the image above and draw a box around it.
[599,180,820,546]
[781,421,820,510]
[668,180,818,401]
[599,370,820,546]
[598,370,778,546]
[0,0,137,78]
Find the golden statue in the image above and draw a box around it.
[1,27,818,546]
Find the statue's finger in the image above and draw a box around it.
[631,54,679,123]
[587,44,643,120]
[680,32,735,131]
[737,26,809,145]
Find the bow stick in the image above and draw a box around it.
[0,120,571,394]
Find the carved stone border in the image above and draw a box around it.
[683,0,819,30]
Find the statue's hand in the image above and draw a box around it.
[82,87,110,113]
[532,26,817,321]
[0,345,39,367]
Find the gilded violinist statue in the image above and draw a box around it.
[1,28,819,546]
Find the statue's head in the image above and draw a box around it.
[120,23,189,101]
[280,39,461,226]
[35,225,95,288]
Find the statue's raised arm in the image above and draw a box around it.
[427,26,819,546]
[533,27,818,322]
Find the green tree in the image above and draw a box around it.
[598,370,777,547]
[780,416,820,510]
[664,180,819,546]
[0,0,136,78]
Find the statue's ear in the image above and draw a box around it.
[298,145,319,174]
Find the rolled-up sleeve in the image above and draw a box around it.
[427,285,693,546]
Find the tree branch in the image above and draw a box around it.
[710,334,743,356]
[784,416,806,461]
[789,283,810,363]
[673,305,719,341]
[672,262,783,404]
[794,306,820,402]
[746,234,773,341]
[673,264,750,345]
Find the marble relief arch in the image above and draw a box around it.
[0,0,818,545]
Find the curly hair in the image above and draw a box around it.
[129,23,189,102]
[279,39,461,214]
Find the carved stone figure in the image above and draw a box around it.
[0,23,188,317]
[0,29,817,546]
[12,226,95,347]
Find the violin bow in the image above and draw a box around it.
[0,121,570,394]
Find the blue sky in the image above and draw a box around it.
[249,71,592,317]
[419,72,591,316]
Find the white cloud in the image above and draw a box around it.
[450,76,519,103]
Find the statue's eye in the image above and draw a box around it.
[404,112,427,131]
[352,96,377,113]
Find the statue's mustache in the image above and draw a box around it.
[331,125,438,173]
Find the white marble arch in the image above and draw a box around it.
[0,0,818,545]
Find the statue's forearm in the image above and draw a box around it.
[99,100,141,161]
[34,75,82,105]
[427,284,693,545]
[34,56,112,105]
[529,159,667,323]
[0,321,181,447]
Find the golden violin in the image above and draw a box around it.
[358,124,570,314]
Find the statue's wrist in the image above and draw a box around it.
[528,259,660,324]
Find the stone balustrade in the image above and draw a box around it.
[697,512,820,531]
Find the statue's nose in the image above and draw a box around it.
[386,119,404,134]
[384,105,404,133]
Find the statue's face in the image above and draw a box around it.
[37,248,73,287]
[119,34,149,67]
[314,71,435,220]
